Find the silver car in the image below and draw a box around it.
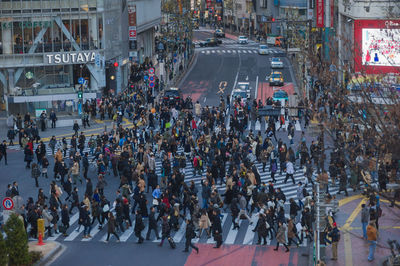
[271,57,284,68]
[258,44,269,55]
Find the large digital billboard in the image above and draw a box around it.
[354,20,400,74]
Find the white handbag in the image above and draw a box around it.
[102,204,110,212]
[152,198,159,206]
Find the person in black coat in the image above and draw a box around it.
[61,204,70,236]
[256,211,268,245]
[230,198,240,230]
[138,193,148,217]
[146,207,160,240]
[211,209,223,248]
[24,145,33,168]
[183,219,199,253]
[83,153,89,179]
[134,210,145,243]
[64,177,72,200]
[85,178,93,198]
[69,187,79,214]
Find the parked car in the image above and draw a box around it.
[238,36,248,44]
[214,29,225,38]
[271,57,284,68]
[258,44,269,55]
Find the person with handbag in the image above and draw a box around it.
[183,219,199,253]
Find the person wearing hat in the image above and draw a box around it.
[328,222,340,260]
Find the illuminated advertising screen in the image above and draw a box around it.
[354,20,400,74]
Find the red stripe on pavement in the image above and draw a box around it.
[185,244,300,266]
[224,33,238,40]
[185,244,255,266]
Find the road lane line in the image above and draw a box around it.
[225,220,242,244]
[243,214,256,245]
[173,221,187,243]
[119,221,135,242]
[255,75,258,98]
[342,198,366,266]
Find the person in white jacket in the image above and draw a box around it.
[42,205,54,237]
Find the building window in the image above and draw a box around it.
[299,9,306,16]
[260,0,268,8]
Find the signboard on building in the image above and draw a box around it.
[307,9,313,20]
[44,51,96,64]
[128,3,137,41]
[316,0,324,28]
[354,20,400,74]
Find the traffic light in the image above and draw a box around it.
[78,91,83,99]
[113,62,119,67]
[272,17,275,22]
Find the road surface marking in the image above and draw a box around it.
[255,75,258,98]
[225,220,243,244]
[243,50,247,53]
[119,221,136,242]
[227,50,231,53]
[243,214,256,245]
[212,50,216,53]
[338,194,364,207]
[201,51,205,54]
[342,198,365,266]
[295,121,301,131]
[222,50,226,53]
[237,50,241,53]
[173,221,187,243]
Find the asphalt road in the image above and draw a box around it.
[181,30,293,107]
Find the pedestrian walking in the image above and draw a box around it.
[328,222,340,260]
[274,221,289,252]
[183,219,199,253]
[31,163,41,187]
[134,209,145,244]
[361,203,369,239]
[104,212,120,243]
[146,207,160,240]
[159,215,171,247]
[367,221,377,262]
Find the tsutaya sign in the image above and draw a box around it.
[44,51,96,64]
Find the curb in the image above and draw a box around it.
[34,241,65,266]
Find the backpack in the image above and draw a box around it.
[302,187,307,197]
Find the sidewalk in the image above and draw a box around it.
[323,195,400,265]
[29,240,64,266]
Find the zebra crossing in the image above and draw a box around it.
[245,120,302,133]
[39,206,310,247]
[200,48,283,55]
[193,39,258,46]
